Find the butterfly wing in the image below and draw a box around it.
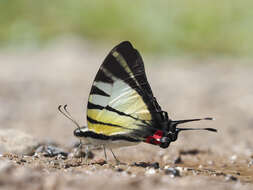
[87,41,162,139]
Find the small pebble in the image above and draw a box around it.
[20,159,26,163]
[192,170,199,176]
[230,155,237,163]
[175,166,185,173]
[35,146,44,153]
[133,162,159,169]
[145,168,156,175]
[150,162,160,169]
[207,160,214,165]
[248,159,253,167]
[36,145,68,158]
[86,151,95,159]
[115,168,124,172]
[63,164,70,169]
[69,148,83,158]
[69,147,94,159]
[174,156,183,164]
[164,167,180,177]
[57,153,67,160]
[133,162,149,168]
[179,149,201,155]
[225,174,237,181]
[92,159,107,166]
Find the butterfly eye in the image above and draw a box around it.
[73,128,82,137]
[73,128,87,137]
[74,128,84,137]
[73,127,88,137]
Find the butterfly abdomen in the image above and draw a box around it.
[74,127,141,148]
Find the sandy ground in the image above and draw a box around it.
[0,39,253,189]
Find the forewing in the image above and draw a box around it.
[87,41,162,137]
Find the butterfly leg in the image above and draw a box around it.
[109,148,121,165]
[78,140,83,163]
[103,145,108,162]
[84,145,90,165]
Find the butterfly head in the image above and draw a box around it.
[73,127,89,138]
[145,111,217,148]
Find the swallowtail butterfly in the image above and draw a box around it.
[59,41,216,163]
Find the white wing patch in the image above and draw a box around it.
[89,81,112,107]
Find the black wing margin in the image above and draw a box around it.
[100,41,162,120]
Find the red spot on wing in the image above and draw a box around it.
[145,130,164,145]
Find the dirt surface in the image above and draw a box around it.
[0,39,253,190]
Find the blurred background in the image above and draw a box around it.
[0,0,253,158]
[1,0,253,56]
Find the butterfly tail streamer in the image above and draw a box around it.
[172,117,217,134]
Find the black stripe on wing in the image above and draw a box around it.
[102,52,137,88]
[87,102,104,110]
[87,116,133,131]
[87,102,149,125]
[79,130,141,142]
[90,86,110,97]
[87,116,153,139]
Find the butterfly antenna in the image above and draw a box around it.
[172,117,214,125]
[58,104,81,129]
[176,127,217,133]
[172,117,217,133]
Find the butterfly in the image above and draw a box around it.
[58,41,217,164]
